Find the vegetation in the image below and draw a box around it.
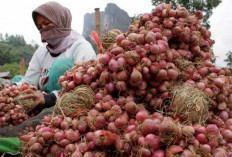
[130,13,142,24]
[151,0,222,28]
[0,62,27,77]
[211,57,216,64]
[0,33,38,76]
[224,51,232,73]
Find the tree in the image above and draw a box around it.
[5,34,26,47]
[210,57,216,65]
[0,62,27,77]
[224,51,232,71]
[0,34,37,66]
[0,43,20,65]
[0,33,3,41]
[151,0,222,28]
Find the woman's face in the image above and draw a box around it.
[36,14,55,32]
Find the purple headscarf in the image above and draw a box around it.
[32,1,82,54]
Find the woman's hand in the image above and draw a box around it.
[20,89,45,113]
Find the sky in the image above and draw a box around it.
[209,0,232,67]
[0,0,231,67]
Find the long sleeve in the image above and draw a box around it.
[44,93,57,107]
[16,47,43,88]
[16,39,96,93]
[72,39,96,62]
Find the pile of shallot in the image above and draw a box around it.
[0,83,37,128]
[21,2,232,156]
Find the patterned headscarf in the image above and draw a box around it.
[32,1,72,40]
[32,1,82,54]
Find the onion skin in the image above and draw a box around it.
[116,81,127,91]
[180,149,195,157]
[214,77,226,89]
[59,75,66,84]
[196,133,208,144]
[42,131,54,140]
[99,70,110,85]
[221,129,232,142]
[160,117,182,143]
[145,134,160,150]
[138,136,147,146]
[199,144,211,156]
[136,110,149,122]
[109,59,119,72]
[204,88,214,98]
[142,119,159,135]
[150,44,160,54]
[145,31,156,43]
[211,148,228,157]
[29,143,43,154]
[110,47,124,55]
[136,34,145,44]
[167,69,179,80]
[98,53,110,64]
[130,68,143,86]
[82,74,92,85]
[50,144,62,157]
[128,33,138,42]
[166,145,183,157]
[65,129,80,143]
[117,70,129,81]
[206,124,219,136]
[139,148,152,157]
[196,82,206,91]
[125,50,140,65]
[67,81,76,91]
[125,101,139,114]
[182,126,195,138]
[71,151,83,157]
[152,150,165,157]
[158,81,170,93]
[196,126,206,134]
[116,33,126,44]
[218,102,227,111]
[142,13,151,22]
[156,69,168,81]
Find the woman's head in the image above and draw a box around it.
[36,14,55,32]
[32,1,72,43]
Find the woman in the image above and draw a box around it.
[16,1,96,112]
[0,2,96,154]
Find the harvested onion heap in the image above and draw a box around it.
[0,83,37,128]
[21,2,232,157]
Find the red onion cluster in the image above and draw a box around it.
[21,2,232,156]
[20,114,117,156]
[0,83,37,128]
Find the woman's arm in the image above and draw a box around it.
[16,47,43,88]
[72,39,96,62]
[20,89,57,114]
